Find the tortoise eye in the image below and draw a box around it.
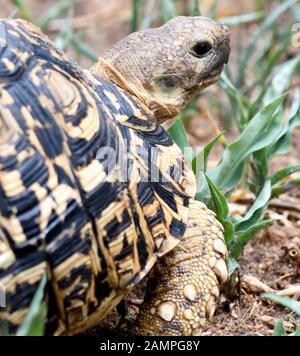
[190,41,212,58]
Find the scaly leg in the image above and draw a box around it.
[133,199,228,336]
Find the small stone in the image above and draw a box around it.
[157,302,176,321]
[183,284,197,301]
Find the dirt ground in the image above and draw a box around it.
[1,0,300,336]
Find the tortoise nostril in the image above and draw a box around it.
[220,22,229,32]
[190,41,212,58]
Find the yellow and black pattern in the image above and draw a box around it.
[0,19,196,335]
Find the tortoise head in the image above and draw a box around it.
[92,16,230,123]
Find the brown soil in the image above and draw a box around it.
[206,220,300,336]
[2,0,300,337]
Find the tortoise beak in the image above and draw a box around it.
[217,38,230,64]
[210,37,230,71]
[200,37,230,82]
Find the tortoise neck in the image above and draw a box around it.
[90,58,176,123]
[90,58,150,108]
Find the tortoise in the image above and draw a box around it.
[0,16,230,336]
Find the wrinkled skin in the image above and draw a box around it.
[92,16,230,122]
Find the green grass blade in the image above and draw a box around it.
[258,0,298,33]
[10,0,32,21]
[247,40,289,111]
[39,0,79,30]
[230,219,272,259]
[273,319,287,336]
[263,56,300,106]
[16,274,47,336]
[54,6,74,51]
[270,165,300,185]
[208,95,286,191]
[192,0,201,16]
[160,0,176,23]
[208,0,218,19]
[267,90,300,158]
[0,321,9,336]
[8,8,19,19]
[71,36,98,62]
[237,0,298,86]
[263,294,300,316]
[219,11,265,26]
[141,0,156,29]
[192,132,224,174]
[250,148,269,195]
[193,133,225,197]
[272,179,300,198]
[167,118,192,160]
[220,73,248,130]
[206,176,234,244]
[234,180,271,232]
[227,257,240,279]
[131,0,140,32]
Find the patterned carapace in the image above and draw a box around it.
[0,19,196,334]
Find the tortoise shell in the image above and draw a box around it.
[0,19,196,334]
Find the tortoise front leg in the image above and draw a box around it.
[133,199,228,336]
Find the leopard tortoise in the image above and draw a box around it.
[0,16,230,336]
